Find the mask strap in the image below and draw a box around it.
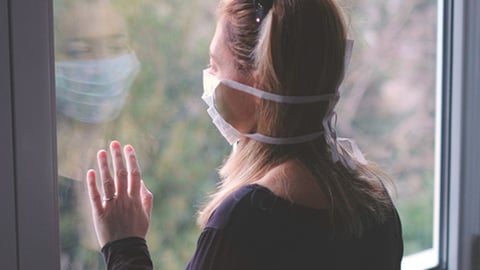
[221,79,337,104]
[246,131,325,145]
[322,39,368,171]
[322,111,367,171]
[337,138,368,164]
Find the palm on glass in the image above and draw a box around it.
[86,141,153,248]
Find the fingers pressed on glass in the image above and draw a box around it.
[124,145,141,197]
[97,149,116,200]
[86,170,103,214]
[110,141,128,197]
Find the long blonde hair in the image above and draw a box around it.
[198,0,394,238]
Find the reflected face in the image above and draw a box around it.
[54,1,140,124]
[56,1,130,60]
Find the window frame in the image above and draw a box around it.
[401,0,450,267]
[0,0,60,269]
[0,0,18,269]
[1,0,479,269]
[446,0,480,269]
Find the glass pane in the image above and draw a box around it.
[54,0,222,268]
[336,0,438,256]
[55,0,438,269]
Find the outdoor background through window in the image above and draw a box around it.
[54,0,438,269]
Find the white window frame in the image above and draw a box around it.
[1,0,478,269]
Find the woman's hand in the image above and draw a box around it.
[86,140,154,248]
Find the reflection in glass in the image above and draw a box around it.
[55,0,140,268]
[55,0,139,124]
[55,1,226,269]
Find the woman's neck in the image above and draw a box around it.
[254,160,331,210]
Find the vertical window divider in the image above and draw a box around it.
[0,0,19,268]
[8,0,60,269]
[448,0,480,269]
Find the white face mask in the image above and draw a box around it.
[202,40,367,172]
[55,53,140,123]
[202,69,338,145]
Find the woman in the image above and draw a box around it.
[86,0,404,269]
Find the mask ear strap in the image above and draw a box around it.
[323,99,341,164]
[323,39,368,171]
[337,138,368,165]
[322,106,367,171]
[221,79,336,104]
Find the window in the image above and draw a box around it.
[335,0,440,264]
[54,0,441,268]
[1,0,479,269]
[54,1,223,268]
